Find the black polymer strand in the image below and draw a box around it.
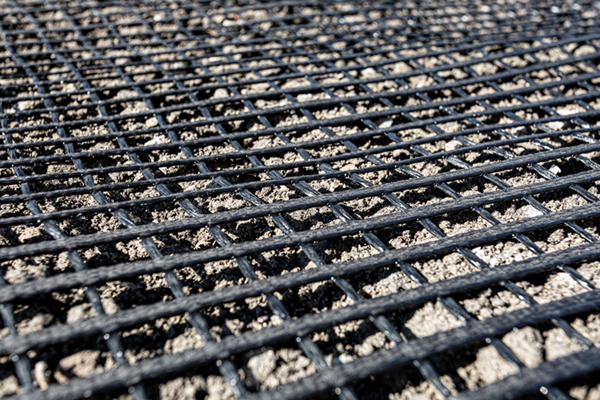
[1,1,600,400]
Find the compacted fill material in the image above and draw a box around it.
[2,0,600,399]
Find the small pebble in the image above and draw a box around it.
[549,165,561,175]
[297,93,313,101]
[362,67,377,77]
[378,118,393,128]
[445,140,462,151]
[17,100,35,111]
[34,362,49,390]
[523,205,544,218]
[18,227,41,242]
[146,117,158,128]
[213,88,229,98]
[144,135,167,146]
[63,83,78,93]
[338,354,354,364]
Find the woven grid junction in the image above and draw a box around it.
[2,0,600,399]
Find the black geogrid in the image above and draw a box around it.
[2,0,600,399]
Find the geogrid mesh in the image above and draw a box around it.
[2,0,600,399]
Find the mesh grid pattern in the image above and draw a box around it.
[2,0,600,399]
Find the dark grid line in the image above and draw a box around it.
[0,7,583,64]
[3,37,600,212]
[3,35,600,121]
[1,6,596,80]
[3,73,600,179]
[13,1,250,396]
[1,1,598,93]
[3,53,600,159]
[3,170,600,301]
[250,7,595,397]
[2,165,600,267]
[66,1,356,397]
[0,235,597,358]
[0,124,599,210]
[149,1,445,396]
[0,27,150,400]
[4,47,600,140]
[8,258,600,400]
[2,1,600,399]
[3,26,597,100]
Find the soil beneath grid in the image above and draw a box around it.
[1,9,600,400]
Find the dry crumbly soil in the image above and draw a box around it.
[1,1,600,400]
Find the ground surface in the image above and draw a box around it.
[1,0,600,399]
